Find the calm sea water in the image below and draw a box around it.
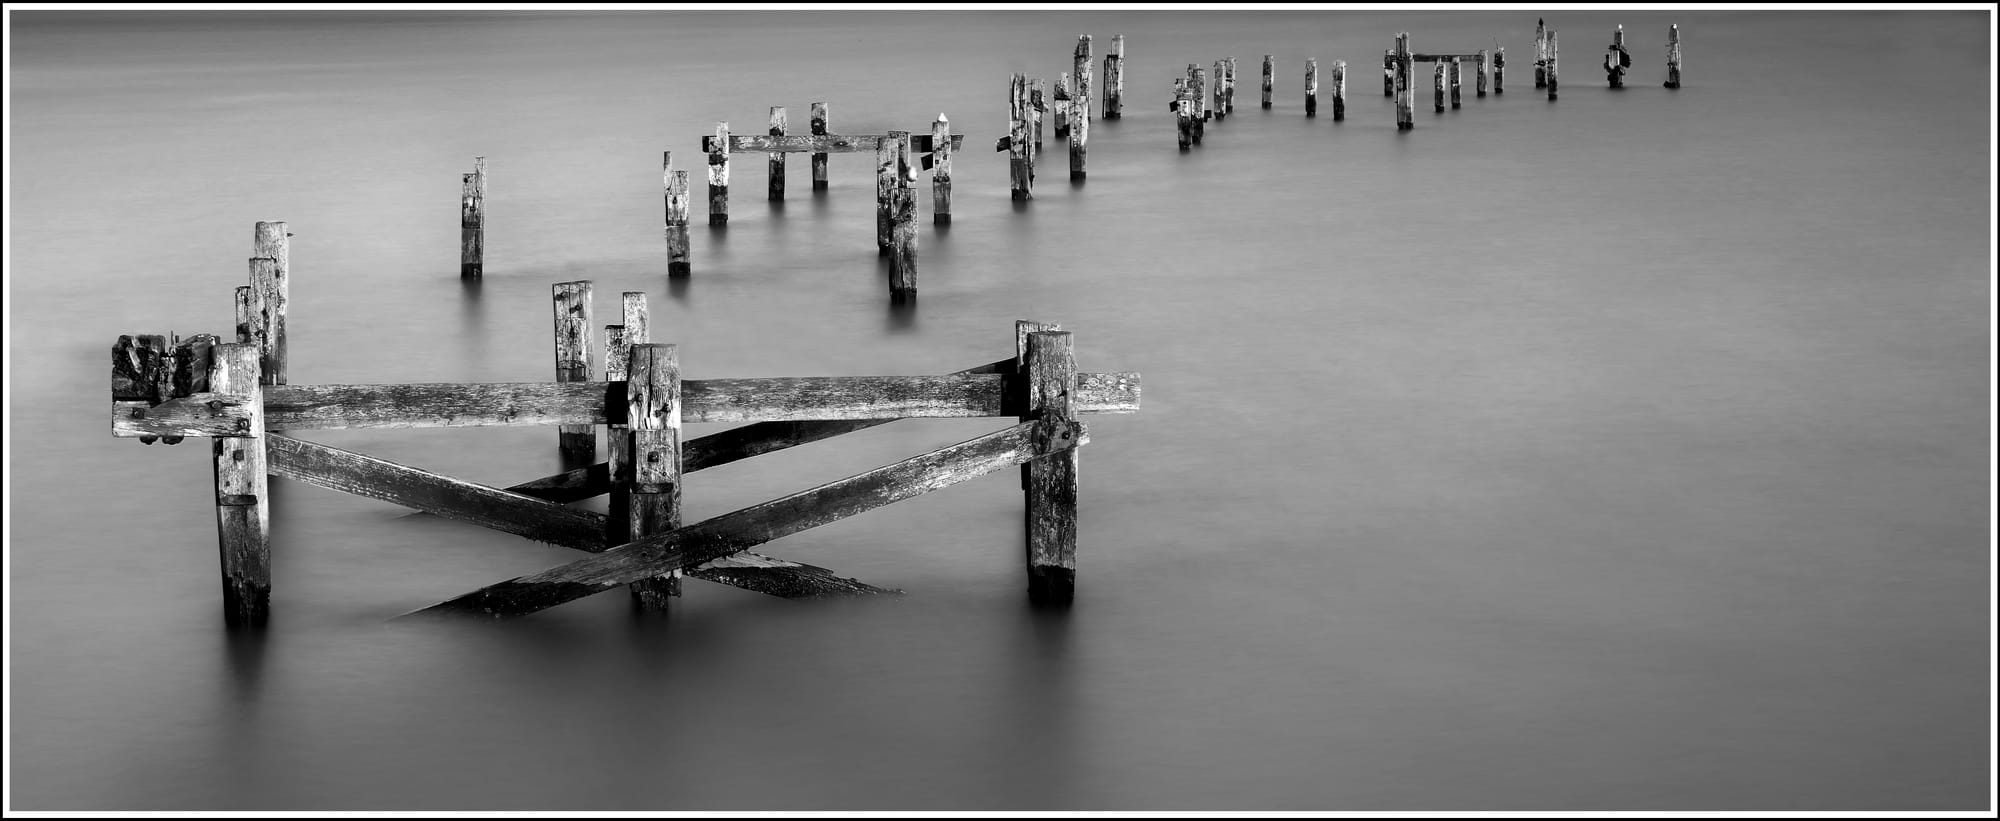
[7,10,1990,811]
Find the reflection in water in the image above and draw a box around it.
[667,275,691,303]
[886,298,919,333]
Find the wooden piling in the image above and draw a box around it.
[1074,35,1093,125]
[234,287,255,345]
[1383,49,1395,97]
[1450,57,1462,108]
[888,131,917,300]
[1477,50,1489,97]
[251,221,288,385]
[1015,319,1059,493]
[604,324,631,544]
[1104,34,1124,119]
[1664,24,1681,89]
[1606,25,1628,88]
[460,157,484,278]
[811,101,830,190]
[552,281,594,460]
[1226,56,1238,113]
[931,113,953,225]
[877,134,895,253]
[1030,77,1046,158]
[1332,60,1347,121]
[1434,61,1447,113]
[1054,72,1070,139]
[1547,30,1559,100]
[210,342,269,627]
[1262,54,1275,109]
[1304,58,1318,117]
[664,152,691,277]
[708,121,730,225]
[768,106,787,200]
[1174,80,1194,149]
[1494,48,1505,93]
[1395,33,1413,129]
[248,259,284,396]
[1010,118,1032,200]
[1535,18,1548,89]
[1069,91,1088,181]
[1213,60,1227,121]
[626,343,683,611]
[1023,330,1078,605]
[1192,65,1207,143]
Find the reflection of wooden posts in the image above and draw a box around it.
[1547,30,1559,100]
[1023,330,1078,605]
[1262,54,1275,108]
[1493,48,1505,94]
[460,156,484,278]
[1395,33,1413,129]
[887,131,918,301]
[1476,49,1490,97]
[1664,25,1682,89]
[1331,61,1347,121]
[1304,59,1318,117]
[1434,61,1447,113]
[1535,18,1548,89]
[210,342,270,627]
[1605,25,1628,88]
[626,343,683,611]
[663,152,691,277]
[553,281,594,460]
[707,121,730,224]
[811,101,830,190]
[1450,57,1462,108]
[768,106,787,200]
[1074,35,1093,125]
[931,114,952,225]
[1103,34,1124,119]
[252,221,288,385]
[1068,91,1088,181]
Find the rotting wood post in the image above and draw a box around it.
[1015,319,1060,495]
[1395,33,1414,130]
[1191,65,1207,143]
[1074,34,1093,125]
[552,281,595,460]
[460,157,484,278]
[707,121,730,225]
[1262,54,1275,108]
[1383,49,1395,97]
[877,134,895,252]
[1451,57,1463,108]
[210,342,270,628]
[1332,60,1347,121]
[1068,93,1088,181]
[1547,30,1559,100]
[931,113,953,225]
[234,287,255,345]
[664,152,692,277]
[1664,24,1681,89]
[1304,58,1318,117]
[811,102,831,190]
[1023,330,1078,605]
[1174,80,1193,149]
[1053,73,1070,139]
[1009,118,1031,200]
[1434,61,1447,113]
[1031,78,1046,159]
[1213,60,1227,121]
[1605,25,1628,88]
[248,258,284,394]
[626,343,683,611]
[1535,18,1548,89]
[1477,50,1490,97]
[251,221,288,385]
[888,131,918,301]
[604,324,631,542]
[1226,56,1239,113]
[1494,48,1506,93]
[112,333,175,446]
[1104,34,1124,119]
[768,106,787,200]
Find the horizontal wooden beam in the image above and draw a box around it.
[407,419,1087,619]
[1412,53,1485,61]
[705,134,965,154]
[112,394,255,439]
[262,371,1139,430]
[268,434,896,597]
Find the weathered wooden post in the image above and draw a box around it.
[1213,60,1227,121]
[460,156,484,278]
[1383,49,1395,96]
[1332,60,1347,121]
[1664,24,1682,89]
[931,114,953,225]
[1174,79,1194,149]
[210,342,269,627]
[877,134,895,253]
[626,342,683,611]
[1395,33,1413,130]
[1103,34,1124,119]
[1009,117,1031,200]
[663,152,691,277]
[768,106,787,200]
[1477,49,1490,97]
[234,287,255,347]
[1262,54,1275,108]
[1226,56,1238,113]
[1450,57,1463,109]
[1605,25,1629,88]
[707,121,730,225]
[1074,35,1093,125]
[1192,65,1208,142]
[1494,48,1505,93]
[1304,58,1318,117]
[810,101,831,190]
[552,280,594,459]
[1434,61,1447,113]
[251,221,288,385]
[1054,73,1070,139]
[604,291,651,545]
[1547,30,1559,100]
[1535,18,1548,89]
[1030,77,1046,158]
[1023,330,1078,605]
[1068,90,1088,181]
[888,131,918,300]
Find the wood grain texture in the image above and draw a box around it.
[810,101,830,188]
[1023,331,1078,605]
[768,106,787,201]
[552,280,595,458]
[1009,118,1031,200]
[664,152,691,276]
[409,418,1087,619]
[1030,78,1045,157]
[1305,58,1318,117]
[1074,34,1092,124]
[1396,34,1414,129]
[1536,18,1548,89]
[114,395,254,439]
[209,343,269,627]
[253,222,288,383]
[708,121,730,225]
[235,286,255,344]
[1494,48,1505,93]
[1451,57,1462,109]
[1332,60,1347,121]
[1664,25,1680,89]
[626,344,682,610]
[112,333,175,403]
[460,158,484,277]
[1547,30,1559,100]
[1213,60,1227,121]
[1103,34,1124,119]
[1068,92,1087,181]
[931,114,952,225]
[1477,50,1489,97]
[1434,61,1447,113]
